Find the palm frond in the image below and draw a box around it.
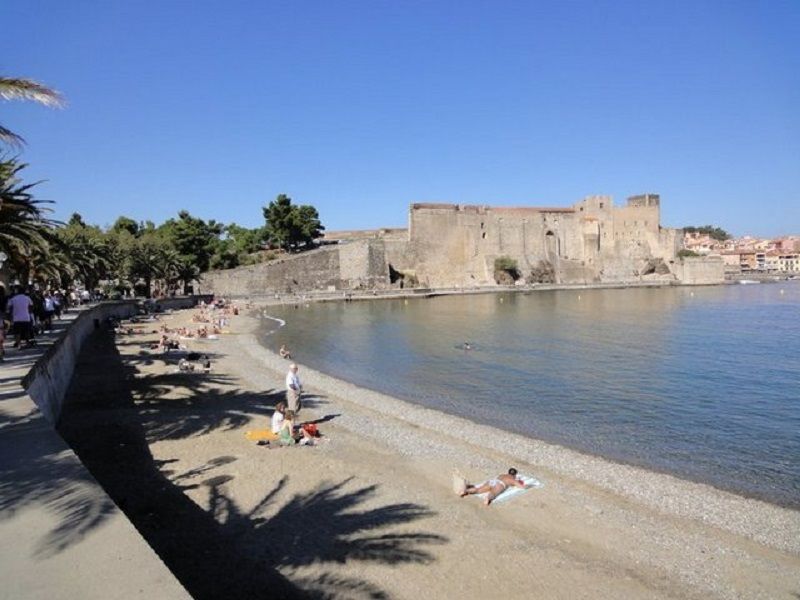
[0,77,65,107]
[0,124,24,147]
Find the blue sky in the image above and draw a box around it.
[2,1,798,237]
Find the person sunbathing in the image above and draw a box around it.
[279,345,292,359]
[460,468,527,505]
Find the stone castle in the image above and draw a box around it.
[200,194,724,295]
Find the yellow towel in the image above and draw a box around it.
[245,429,279,441]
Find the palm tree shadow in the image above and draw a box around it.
[193,473,446,599]
[57,327,447,599]
[0,409,117,559]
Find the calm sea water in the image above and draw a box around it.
[262,283,800,508]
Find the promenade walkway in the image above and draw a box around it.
[0,308,188,599]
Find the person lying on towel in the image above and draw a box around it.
[460,467,527,506]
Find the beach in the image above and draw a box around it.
[59,306,800,599]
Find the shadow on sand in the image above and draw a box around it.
[56,328,446,599]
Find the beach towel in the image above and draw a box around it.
[472,475,543,504]
[245,429,279,442]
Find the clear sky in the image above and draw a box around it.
[2,1,798,237]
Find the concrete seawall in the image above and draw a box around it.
[1,302,190,599]
[22,302,138,424]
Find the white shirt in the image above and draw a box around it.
[286,370,301,391]
[44,296,55,311]
[7,294,33,322]
[271,411,285,434]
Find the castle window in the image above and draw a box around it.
[480,222,484,229]
[481,232,486,239]
[599,202,604,209]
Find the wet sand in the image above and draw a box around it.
[59,307,800,599]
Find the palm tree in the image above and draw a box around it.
[0,158,59,282]
[1,77,64,147]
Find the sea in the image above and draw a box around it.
[260,282,800,509]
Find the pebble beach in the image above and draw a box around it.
[62,305,800,599]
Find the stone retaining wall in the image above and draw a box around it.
[22,301,138,424]
[200,240,390,296]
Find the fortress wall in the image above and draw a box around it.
[408,205,481,285]
[200,240,390,296]
[203,196,695,292]
[612,205,660,239]
[383,238,415,272]
[339,240,390,289]
[408,204,599,285]
[673,256,726,285]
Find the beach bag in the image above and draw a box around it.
[452,471,468,495]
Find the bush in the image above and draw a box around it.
[494,256,518,273]
[494,256,520,282]
[678,249,700,258]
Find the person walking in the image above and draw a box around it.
[285,363,303,413]
[6,286,34,348]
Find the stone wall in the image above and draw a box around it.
[200,240,390,296]
[672,256,726,285]
[404,195,677,286]
[22,301,138,424]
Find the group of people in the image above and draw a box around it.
[269,359,526,504]
[178,355,211,373]
[258,362,321,448]
[1,285,73,359]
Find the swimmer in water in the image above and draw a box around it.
[463,341,472,351]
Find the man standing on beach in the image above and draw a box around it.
[286,363,303,413]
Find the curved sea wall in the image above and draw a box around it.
[22,301,138,424]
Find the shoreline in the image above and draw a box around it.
[246,309,800,555]
[216,279,721,307]
[257,308,798,512]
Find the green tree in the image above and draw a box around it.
[160,210,223,291]
[126,230,168,298]
[683,225,731,241]
[112,216,140,237]
[1,77,64,147]
[209,223,269,269]
[56,217,113,290]
[262,194,324,251]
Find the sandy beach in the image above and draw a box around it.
[59,305,800,600]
